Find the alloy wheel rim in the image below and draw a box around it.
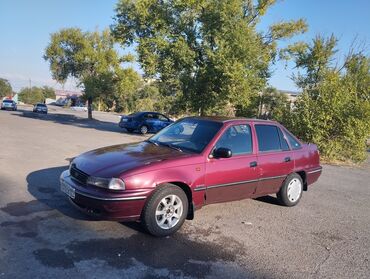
[287,178,302,203]
[155,194,183,229]
[141,126,148,134]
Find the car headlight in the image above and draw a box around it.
[108,178,126,190]
[87,176,125,190]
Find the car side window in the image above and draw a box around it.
[255,125,282,152]
[284,129,302,150]
[215,124,252,155]
[278,127,290,151]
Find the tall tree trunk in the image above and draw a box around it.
[87,97,93,119]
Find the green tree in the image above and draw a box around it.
[18,86,56,104]
[44,28,120,119]
[112,0,307,115]
[114,67,143,112]
[18,87,45,104]
[258,87,289,119]
[42,86,56,99]
[0,78,12,98]
[281,36,370,162]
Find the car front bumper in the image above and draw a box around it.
[59,170,150,221]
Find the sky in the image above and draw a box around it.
[0,0,369,93]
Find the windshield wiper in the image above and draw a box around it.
[145,139,159,146]
[160,142,183,152]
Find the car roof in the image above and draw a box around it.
[141,111,164,114]
[184,116,277,124]
[35,103,46,105]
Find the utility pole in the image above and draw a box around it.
[29,79,31,92]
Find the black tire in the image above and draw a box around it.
[140,125,148,135]
[141,184,188,237]
[277,173,303,207]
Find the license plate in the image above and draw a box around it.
[60,180,75,199]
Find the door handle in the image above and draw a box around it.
[250,161,257,167]
[284,157,291,162]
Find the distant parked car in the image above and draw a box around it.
[71,105,88,112]
[119,112,173,134]
[33,103,48,114]
[1,99,17,111]
[61,117,322,237]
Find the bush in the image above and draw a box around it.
[280,62,370,163]
[278,36,370,163]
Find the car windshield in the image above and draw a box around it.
[3,100,13,103]
[149,118,223,153]
[37,104,46,107]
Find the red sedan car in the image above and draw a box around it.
[60,117,322,236]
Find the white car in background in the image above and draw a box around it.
[1,99,17,111]
[71,105,87,112]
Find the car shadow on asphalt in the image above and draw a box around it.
[23,166,91,220]
[254,195,281,206]
[23,166,267,278]
[11,108,144,136]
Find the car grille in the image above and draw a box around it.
[70,164,89,185]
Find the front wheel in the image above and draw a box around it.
[277,173,303,206]
[141,184,188,237]
[140,125,148,135]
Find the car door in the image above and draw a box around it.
[158,114,172,129]
[254,124,294,195]
[142,113,155,131]
[205,124,259,204]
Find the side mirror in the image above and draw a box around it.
[213,147,232,159]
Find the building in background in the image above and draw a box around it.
[278,90,301,102]
[49,89,83,106]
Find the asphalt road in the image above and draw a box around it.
[0,105,369,279]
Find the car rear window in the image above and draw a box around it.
[37,104,46,107]
[3,100,13,103]
[255,124,282,152]
[158,114,169,121]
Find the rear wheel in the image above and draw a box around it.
[140,125,148,135]
[277,173,303,206]
[141,184,188,237]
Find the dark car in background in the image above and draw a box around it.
[119,111,173,134]
[1,99,17,111]
[33,103,48,114]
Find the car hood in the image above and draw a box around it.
[73,141,187,177]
